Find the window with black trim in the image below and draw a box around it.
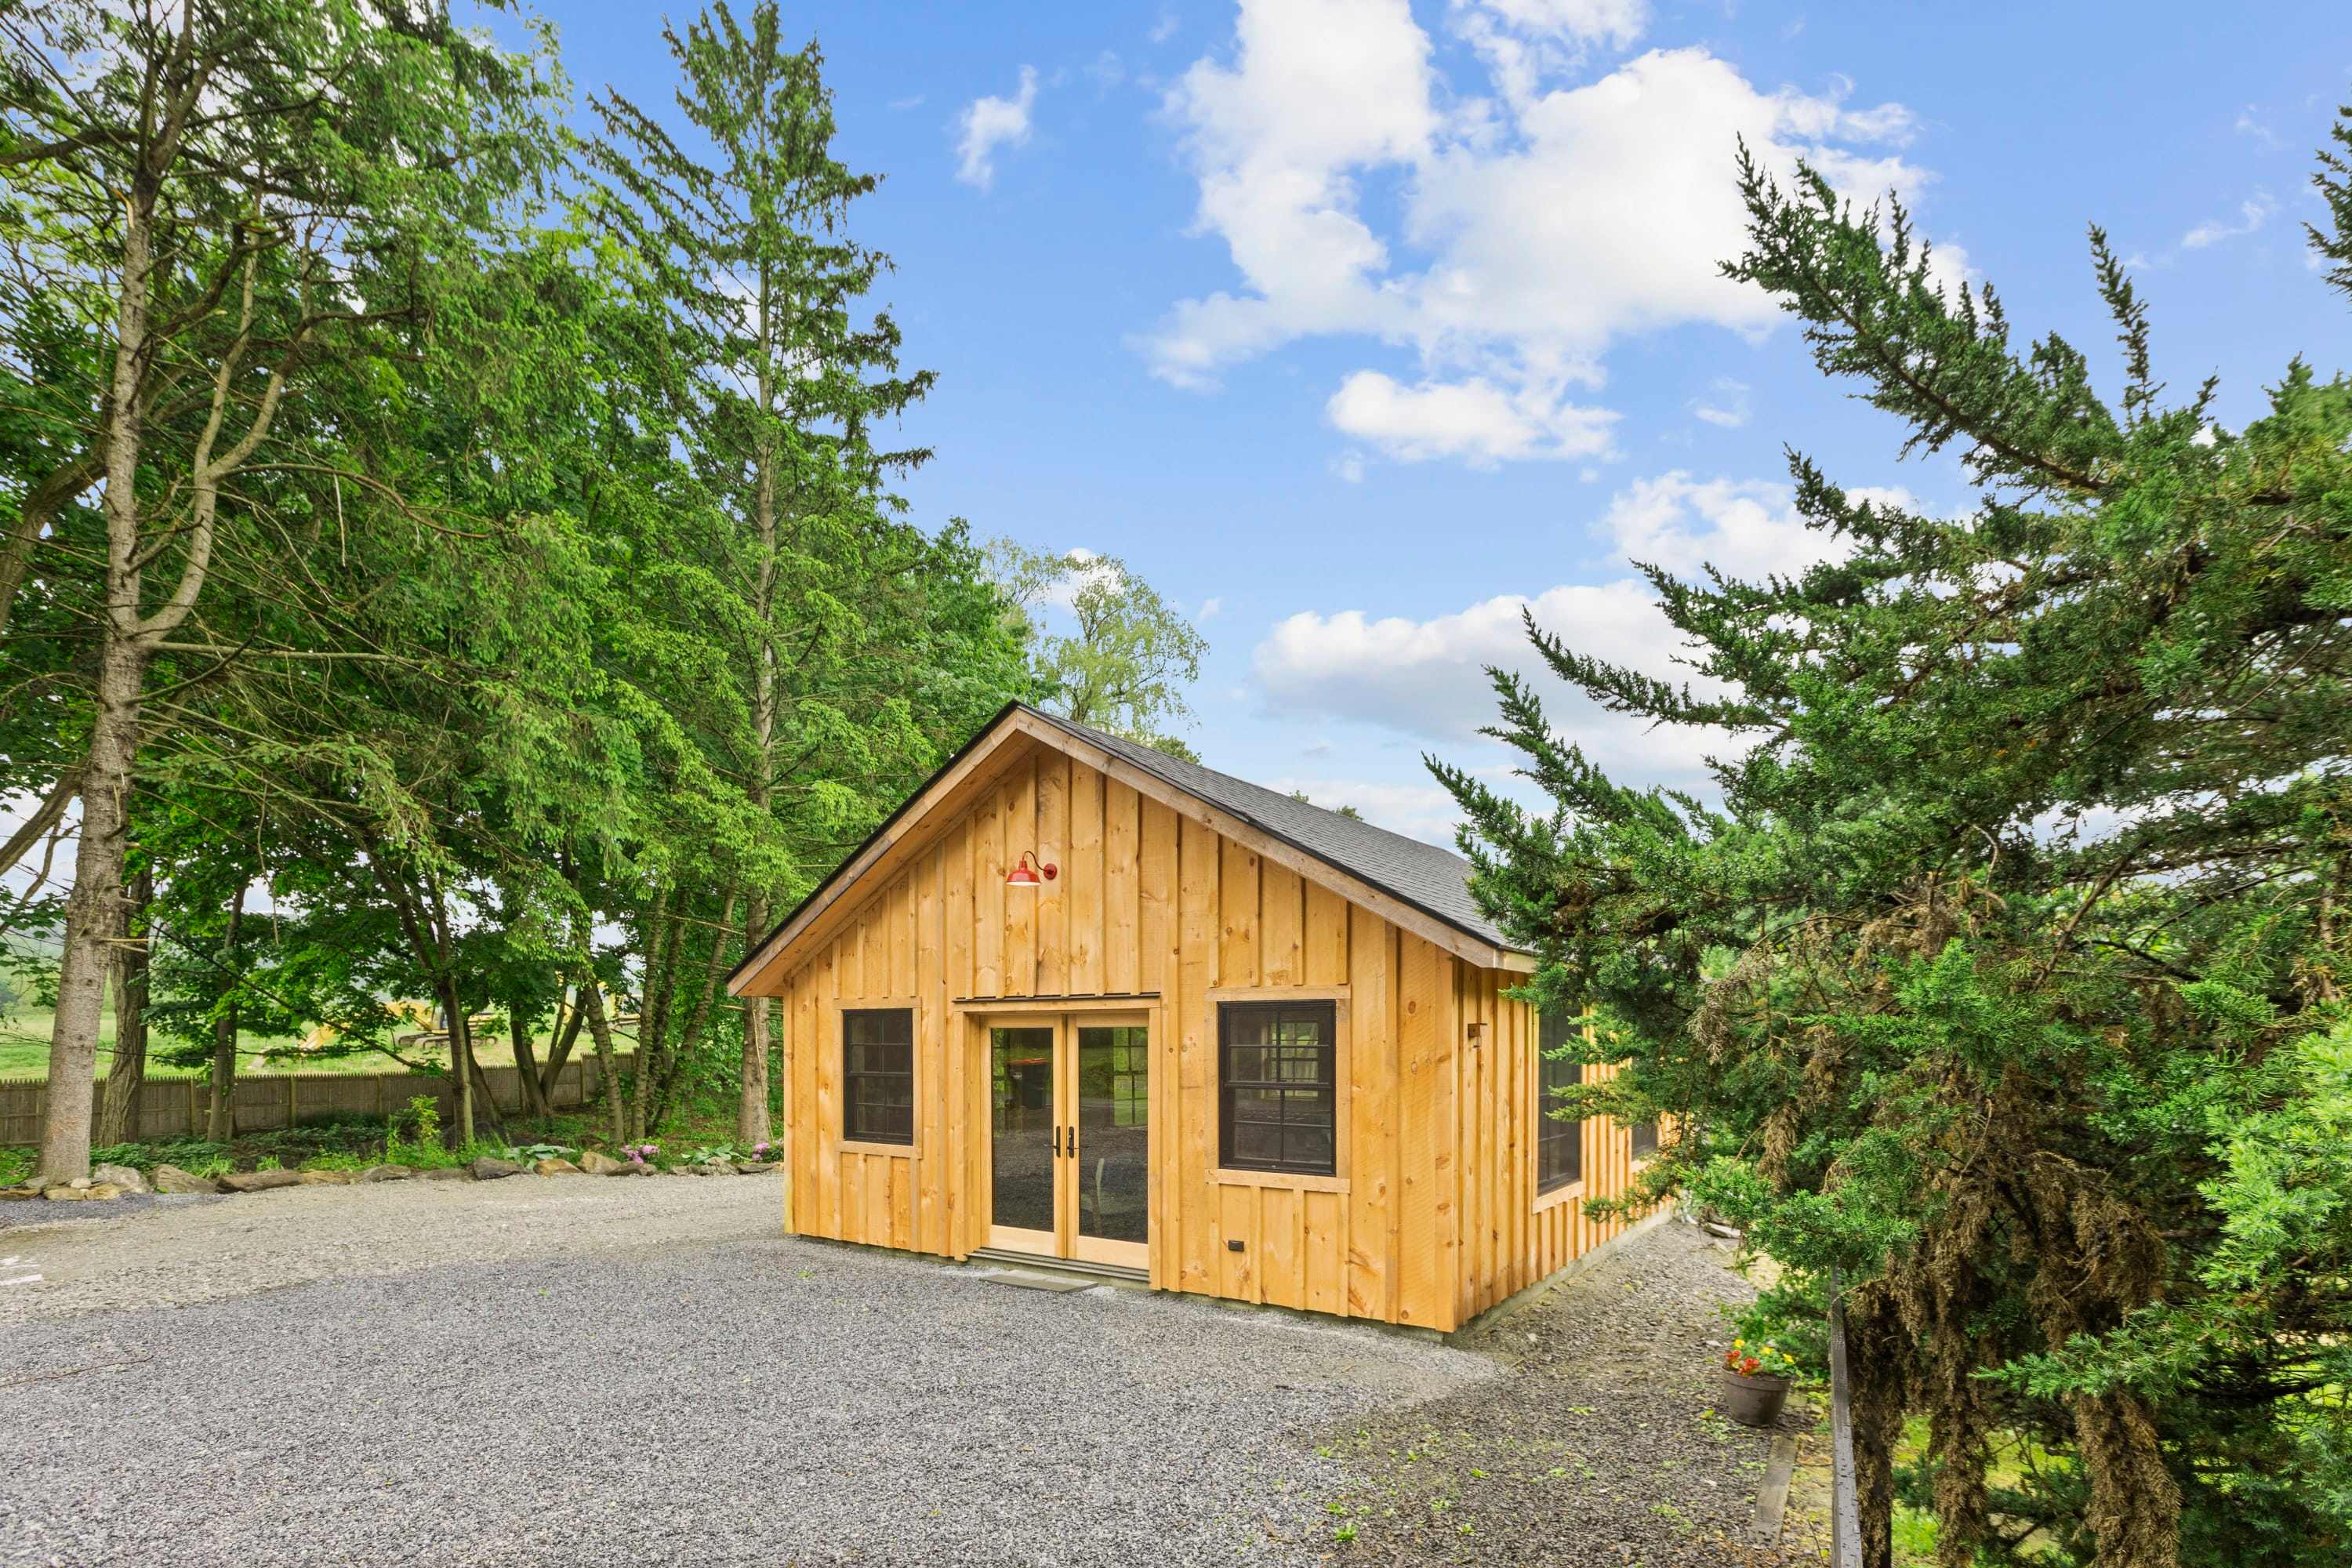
[843,1008,913,1145]
[1219,1000,1337,1175]
[1537,1009,1583,1193]
[1631,1119,1659,1160]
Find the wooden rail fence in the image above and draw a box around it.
[0,1053,637,1147]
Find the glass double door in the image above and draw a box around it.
[987,1014,1150,1271]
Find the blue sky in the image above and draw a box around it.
[562,0,2352,844]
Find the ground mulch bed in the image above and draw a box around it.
[1312,1218,1828,1566]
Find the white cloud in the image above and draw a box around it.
[1468,0,1649,44]
[1198,596,1225,621]
[1143,6,1933,468]
[1248,468,1917,786]
[1252,580,1734,793]
[1449,0,1650,107]
[1267,776,1468,844]
[2182,191,2277,249]
[1330,449,1368,483]
[2234,105,2282,151]
[956,66,1040,191]
[1149,11,1180,43]
[1327,370,1616,465]
[1689,376,1750,428]
[1600,470,1867,581]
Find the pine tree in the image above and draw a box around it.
[1435,126,2352,1566]
[593,2,943,1146]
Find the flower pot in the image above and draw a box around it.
[1719,1369,1791,1428]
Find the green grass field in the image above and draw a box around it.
[0,1004,540,1082]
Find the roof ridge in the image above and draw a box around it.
[1018,703,1472,866]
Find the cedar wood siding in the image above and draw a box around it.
[757,735,1651,1333]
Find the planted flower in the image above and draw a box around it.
[1718,1338,1798,1428]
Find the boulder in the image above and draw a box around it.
[735,1161,778,1175]
[92,1162,151,1195]
[47,1181,122,1200]
[151,1164,223,1195]
[358,1164,413,1183]
[531,1157,582,1176]
[298,1169,355,1185]
[468,1156,524,1181]
[577,1149,629,1176]
[415,1166,470,1181]
[699,1161,738,1176]
[220,1168,302,1193]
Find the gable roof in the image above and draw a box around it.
[727,701,1530,995]
[1017,707,1518,954]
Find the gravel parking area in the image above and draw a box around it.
[0,1175,1488,1567]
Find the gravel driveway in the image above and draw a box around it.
[0,1175,1487,1567]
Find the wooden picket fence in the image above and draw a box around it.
[0,1052,637,1147]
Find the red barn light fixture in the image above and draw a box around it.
[1005,851,1058,887]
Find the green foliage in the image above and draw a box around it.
[2,0,1053,1174]
[988,539,1207,755]
[1436,119,2352,1567]
[89,1114,389,1174]
[1727,1272,1830,1383]
[383,1096,459,1171]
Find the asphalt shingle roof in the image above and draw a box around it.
[1021,706,1523,956]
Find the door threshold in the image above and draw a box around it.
[969,1246,1150,1286]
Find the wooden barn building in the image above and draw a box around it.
[726,702,1658,1334]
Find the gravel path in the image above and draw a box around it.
[0,1174,1487,1567]
[1315,1218,1824,1566]
[0,1171,786,1322]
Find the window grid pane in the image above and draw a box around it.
[843,1008,914,1146]
[1219,1001,1337,1176]
[1537,1008,1583,1193]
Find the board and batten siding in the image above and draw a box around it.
[765,735,1653,1334]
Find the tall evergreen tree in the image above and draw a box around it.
[593,2,945,1146]
[1436,127,2352,1566]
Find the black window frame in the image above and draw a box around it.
[1218,1000,1338,1177]
[1631,1119,1659,1160]
[842,1007,915,1146]
[1537,1009,1583,1195]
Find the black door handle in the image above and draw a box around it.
[1053,1125,1063,1157]
[1065,1124,1076,1159]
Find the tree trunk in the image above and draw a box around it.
[42,636,146,1181]
[41,165,158,1184]
[738,895,773,1146]
[94,868,154,1148]
[628,887,679,1141]
[467,1044,505,1142]
[538,990,586,1106]
[581,982,626,1145]
[1848,1287,1907,1568]
[741,339,780,1148]
[207,887,245,1141]
[511,998,549,1121]
[437,987,476,1145]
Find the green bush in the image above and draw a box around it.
[383,1096,460,1169]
